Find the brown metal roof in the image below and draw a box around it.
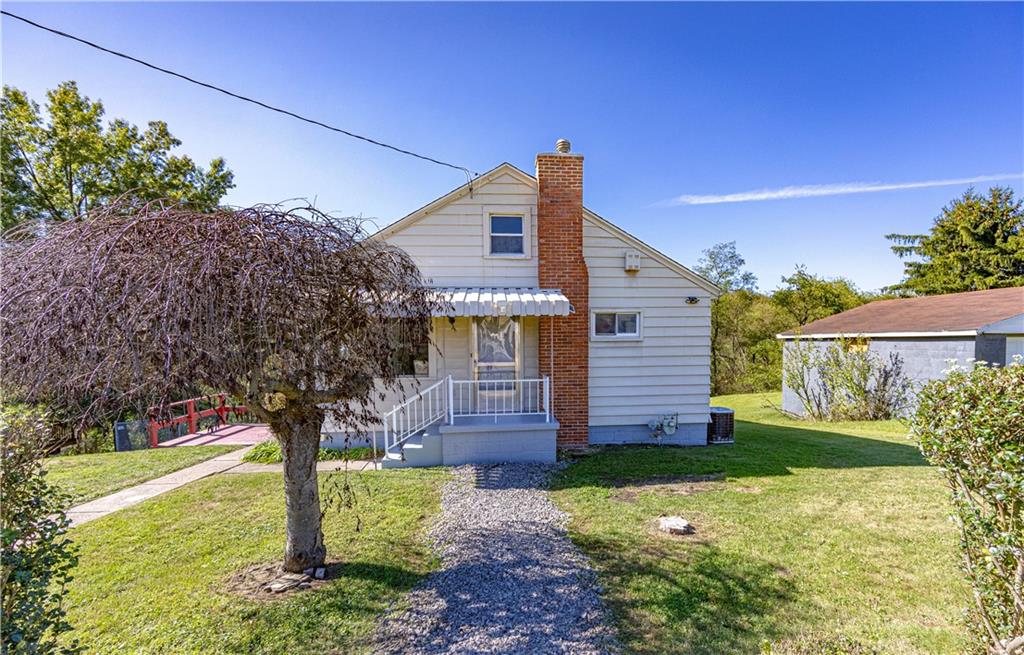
[779,287,1024,337]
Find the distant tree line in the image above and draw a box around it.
[702,185,1022,395]
[696,243,877,395]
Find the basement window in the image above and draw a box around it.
[592,311,642,340]
[488,215,524,255]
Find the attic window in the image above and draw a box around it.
[489,215,524,255]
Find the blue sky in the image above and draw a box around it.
[4,2,1022,292]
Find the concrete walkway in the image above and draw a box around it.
[67,447,255,527]
[225,459,378,474]
[67,448,382,527]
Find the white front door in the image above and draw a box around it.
[473,316,519,382]
[471,317,520,414]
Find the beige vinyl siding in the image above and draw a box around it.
[584,217,712,426]
[355,166,713,434]
[521,317,540,378]
[382,172,539,287]
[324,315,543,433]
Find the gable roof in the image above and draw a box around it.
[778,287,1024,338]
[374,162,721,295]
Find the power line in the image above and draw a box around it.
[1,10,479,179]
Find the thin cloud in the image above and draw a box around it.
[663,173,1023,206]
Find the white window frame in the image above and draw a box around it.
[482,205,532,259]
[591,310,643,341]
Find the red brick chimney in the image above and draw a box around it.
[536,139,589,449]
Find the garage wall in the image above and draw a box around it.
[781,336,977,416]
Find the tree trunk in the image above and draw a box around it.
[275,409,326,573]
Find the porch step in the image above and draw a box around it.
[381,431,443,469]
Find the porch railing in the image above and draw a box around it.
[382,376,450,455]
[381,375,553,456]
[449,376,550,424]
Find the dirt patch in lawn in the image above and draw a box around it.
[611,472,726,503]
[224,561,342,601]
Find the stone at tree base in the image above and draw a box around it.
[314,567,326,579]
[658,516,694,535]
[265,571,313,593]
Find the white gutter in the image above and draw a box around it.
[776,330,978,340]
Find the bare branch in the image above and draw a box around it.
[0,198,443,432]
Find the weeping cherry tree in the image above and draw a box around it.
[0,200,439,572]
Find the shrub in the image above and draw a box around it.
[912,358,1023,655]
[1,407,79,654]
[783,337,911,421]
[242,440,374,464]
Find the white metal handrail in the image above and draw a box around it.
[381,375,553,456]
[382,376,450,454]
[448,376,551,424]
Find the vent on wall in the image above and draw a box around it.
[624,249,641,272]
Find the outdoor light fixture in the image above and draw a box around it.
[686,297,700,305]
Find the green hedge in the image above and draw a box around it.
[912,359,1023,655]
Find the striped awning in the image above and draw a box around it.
[432,287,572,317]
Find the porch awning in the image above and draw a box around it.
[432,287,572,317]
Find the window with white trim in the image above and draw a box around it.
[592,311,642,339]
[488,215,524,255]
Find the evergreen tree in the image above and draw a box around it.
[886,187,1024,295]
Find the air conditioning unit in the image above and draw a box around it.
[708,407,735,445]
[624,249,641,272]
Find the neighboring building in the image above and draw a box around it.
[777,287,1024,416]
[322,140,720,466]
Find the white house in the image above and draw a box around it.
[324,140,720,467]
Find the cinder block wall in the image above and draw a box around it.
[781,337,978,416]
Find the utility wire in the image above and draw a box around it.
[1,10,479,180]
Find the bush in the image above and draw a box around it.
[784,337,911,421]
[912,358,1023,655]
[242,440,374,464]
[1,407,79,654]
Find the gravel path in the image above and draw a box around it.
[375,463,621,655]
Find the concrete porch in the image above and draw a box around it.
[380,376,559,468]
[382,415,559,468]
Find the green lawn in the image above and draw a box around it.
[62,469,445,654]
[551,392,966,655]
[45,446,238,503]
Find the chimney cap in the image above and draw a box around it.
[555,138,571,153]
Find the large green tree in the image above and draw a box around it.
[698,243,764,393]
[697,244,818,394]
[886,187,1024,295]
[1,81,233,230]
[772,266,867,326]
